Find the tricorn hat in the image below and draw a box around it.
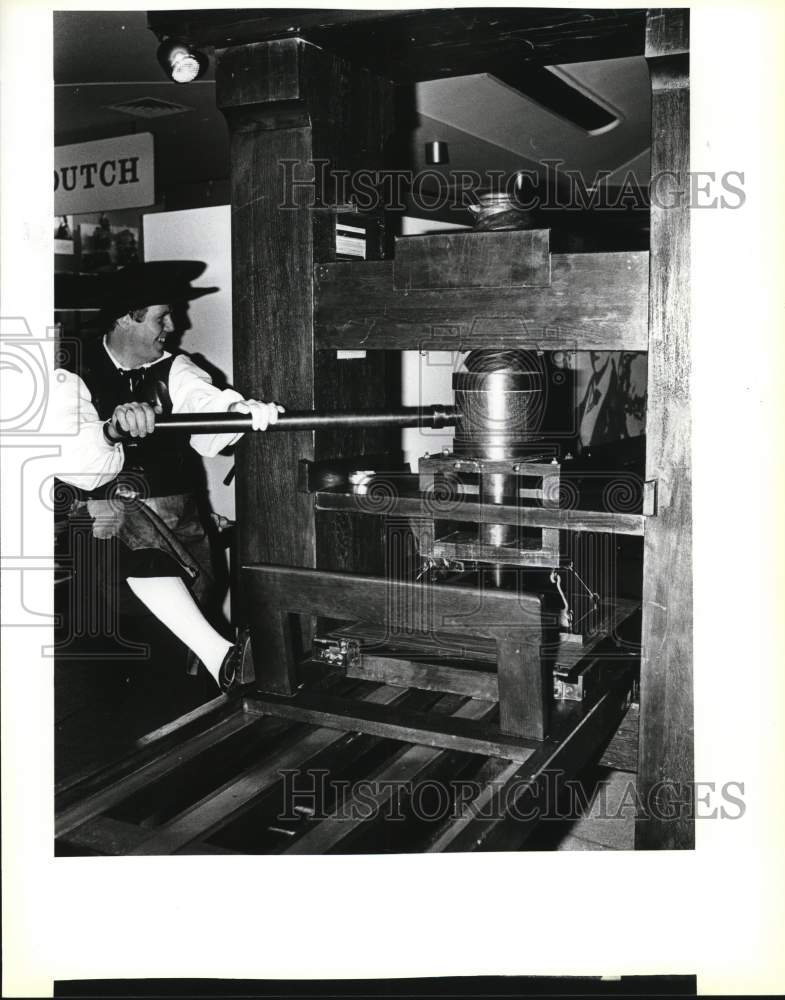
[98,261,219,322]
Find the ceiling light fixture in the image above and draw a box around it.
[156,37,209,84]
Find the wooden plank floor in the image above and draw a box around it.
[55,596,638,855]
[57,661,636,855]
[524,767,637,851]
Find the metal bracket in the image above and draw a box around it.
[312,637,360,669]
[553,656,604,703]
[643,479,658,517]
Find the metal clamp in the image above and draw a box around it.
[312,637,360,669]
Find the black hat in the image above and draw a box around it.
[98,261,218,323]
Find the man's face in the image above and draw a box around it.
[124,304,175,364]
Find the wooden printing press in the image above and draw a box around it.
[55,8,692,854]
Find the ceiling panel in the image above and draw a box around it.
[54,12,651,197]
[413,56,651,184]
[55,82,229,188]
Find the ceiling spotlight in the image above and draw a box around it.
[157,38,208,84]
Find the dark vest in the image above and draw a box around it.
[61,337,203,499]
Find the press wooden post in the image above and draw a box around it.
[495,624,547,740]
[214,39,394,691]
[636,8,693,850]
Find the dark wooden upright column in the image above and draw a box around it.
[636,8,693,849]
[215,39,394,688]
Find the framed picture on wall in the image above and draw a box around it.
[54,214,74,254]
[78,215,140,272]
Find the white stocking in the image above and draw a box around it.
[126,576,231,683]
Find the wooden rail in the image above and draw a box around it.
[314,490,646,536]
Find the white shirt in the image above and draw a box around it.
[54,340,245,492]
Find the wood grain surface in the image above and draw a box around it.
[636,9,693,850]
[315,252,649,351]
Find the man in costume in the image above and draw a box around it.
[54,261,281,692]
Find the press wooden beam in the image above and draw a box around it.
[243,564,547,738]
[243,689,538,762]
[315,250,649,352]
[314,490,646,535]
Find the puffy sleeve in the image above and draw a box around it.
[52,369,125,490]
[168,353,245,457]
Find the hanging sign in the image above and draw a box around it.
[54,133,155,215]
